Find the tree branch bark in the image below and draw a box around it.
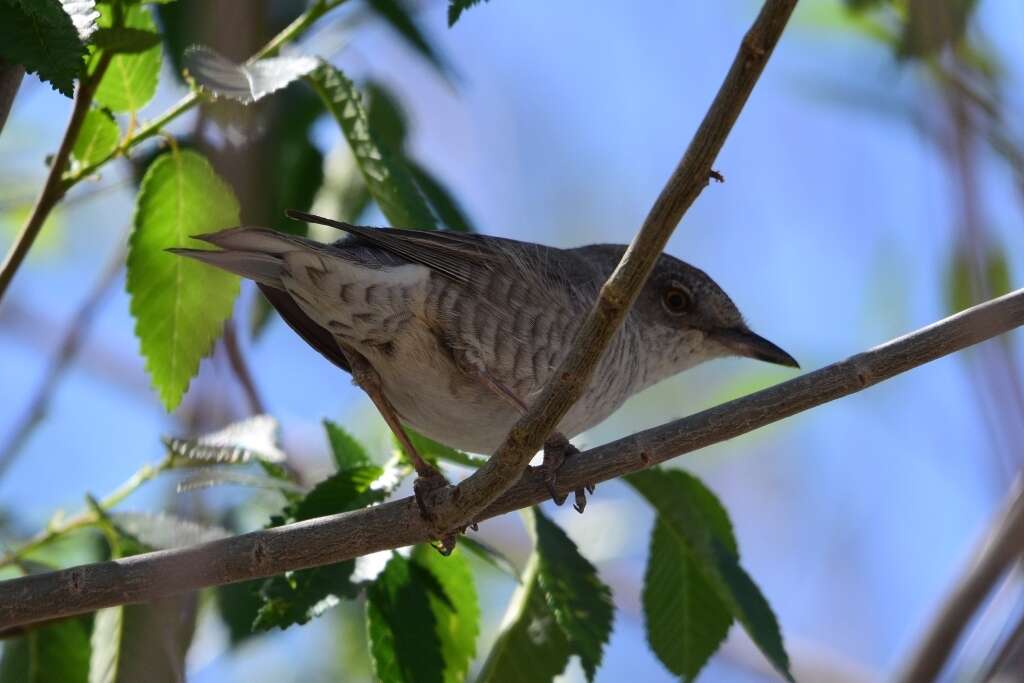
[1,288,1021,630]
[427,0,800,535]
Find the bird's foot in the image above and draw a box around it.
[412,465,451,523]
[540,433,596,514]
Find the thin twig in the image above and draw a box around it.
[895,476,1024,683]
[429,0,800,533]
[0,242,125,480]
[0,287,1020,629]
[0,52,113,305]
[222,317,267,415]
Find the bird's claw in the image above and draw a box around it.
[412,468,451,523]
[541,435,595,513]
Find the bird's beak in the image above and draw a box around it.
[713,327,799,369]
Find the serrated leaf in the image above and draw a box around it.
[476,548,571,683]
[306,64,436,229]
[93,4,161,112]
[644,519,732,681]
[627,469,792,682]
[531,508,614,681]
[216,579,263,645]
[0,0,88,97]
[110,512,229,549]
[324,419,371,471]
[366,81,409,151]
[0,616,91,683]
[184,46,318,104]
[88,595,197,683]
[91,26,160,54]
[366,0,449,77]
[366,554,446,683]
[127,149,241,411]
[164,415,286,465]
[72,109,119,165]
[447,0,488,27]
[253,463,387,631]
[413,546,479,682]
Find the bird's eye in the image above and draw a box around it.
[662,287,692,315]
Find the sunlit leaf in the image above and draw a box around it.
[400,429,486,469]
[306,64,436,229]
[184,46,318,104]
[532,508,614,681]
[72,109,119,166]
[413,546,479,682]
[127,149,241,411]
[324,419,372,470]
[0,0,88,97]
[476,548,571,682]
[627,469,792,682]
[366,553,445,683]
[93,4,161,112]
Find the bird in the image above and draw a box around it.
[171,210,798,519]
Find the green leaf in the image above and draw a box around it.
[216,579,263,645]
[627,469,792,682]
[945,243,1014,314]
[459,536,520,580]
[644,519,732,681]
[413,546,480,682]
[72,109,119,166]
[0,616,91,683]
[253,562,361,631]
[93,4,161,112]
[0,0,88,97]
[366,0,449,77]
[324,420,372,471]
[366,81,409,151]
[898,0,978,58]
[531,508,614,681]
[88,595,197,683]
[91,26,161,54]
[447,0,489,27]
[306,64,436,229]
[365,554,445,683]
[127,149,241,411]
[476,550,571,683]
[184,46,318,104]
[253,464,387,631]
[409,160,475,233]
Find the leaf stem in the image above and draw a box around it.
[0,52,113,305]
[0,453,174,569]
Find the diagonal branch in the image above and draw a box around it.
[0,288,1021,629]
[429,0,800,533]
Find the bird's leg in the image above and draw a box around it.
[473,367,594,513]
[340,345,449,521]
[541,432,594,514]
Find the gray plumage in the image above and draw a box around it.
[172,216,796,455]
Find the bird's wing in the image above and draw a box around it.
[257,283,352,374]
[287,210,510,285]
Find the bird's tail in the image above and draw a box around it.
[168,227,313,288]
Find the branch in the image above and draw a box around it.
[0,52,113,305]
[0,59,25,138]
[428,0,800,533]
[895,475,1024,683]
[1,288,1021,629]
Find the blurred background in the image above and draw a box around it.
[1,0,1023,680]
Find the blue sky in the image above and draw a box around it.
[2,1,1023,680]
